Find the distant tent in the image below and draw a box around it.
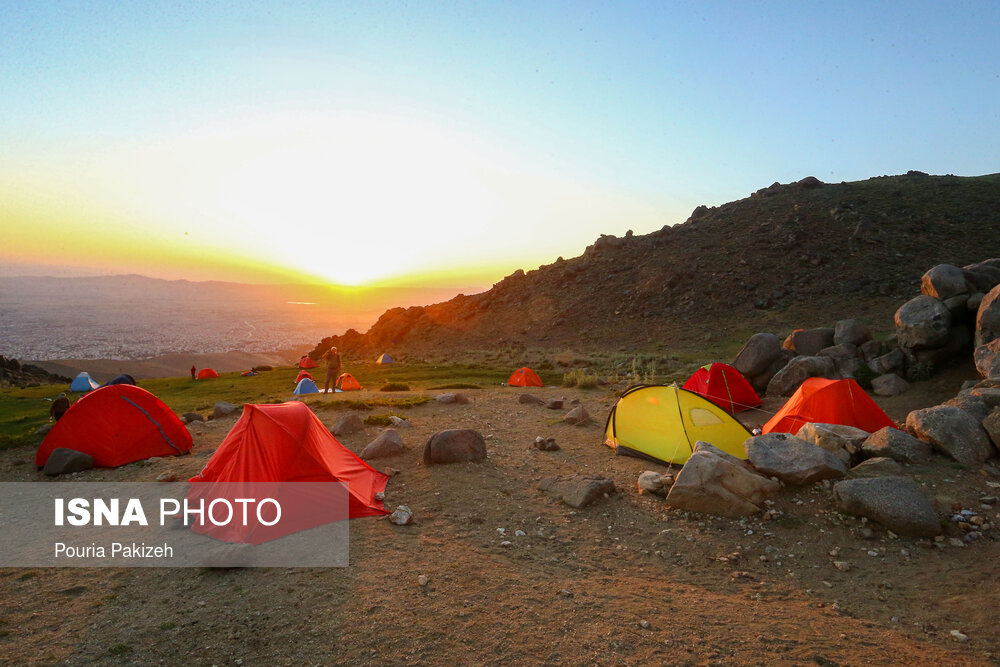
[294,378,320,395]
[336,373,363,391]
[101,374,137,387]
[36,385,192,468]
[69,372,100,392]
[604,384,752,465]
[375,353,394,365]
[299,355,319,369]
[197,368,220,379]
[295,370,314,384]
[508,367,543,387]
[188,402,388,542]
[682,363,761,413]
[241,370,257,377]
[763,378,897,436]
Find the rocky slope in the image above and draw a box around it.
[312,172,1000,361]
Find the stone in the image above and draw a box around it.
[861,427,933,464]
[563,406,590,425]
[942,295,970,318]
[906,406,996,465]
[782,328,836,356]
[750,350,796,395]
[848,457,905,478]
[832,477,941,537]
[869,347,905,375]
[871,373,910,397]
[417,575,429,587]
[665,449,780,517]
[538,474,615,508]
[693,440,754,469]
[155,471,179,482]
[212,402,239,420]
[637,470,667,496]
[976,284,1000,347]
[422,429,487,464]
[732,333,783,377]
[389,416,411,428]
[42,448,94,476]
[545,399,564,410]
[968,386,1000,409]
[964,261,1000,293]
[745,433,848,485]
[975,339,1000,379]
[389,505,413,525]
[766,356,837,397]
[182,412,206,424]
[797,423,869,463]
[360,429,405,460]
[435,393,457,404]
[35,423,53,436]
[895,295,951,349]
[517,394,545,405]
[332,413,365,436]
[533,436,560,451]
[921,264,969,300]
[834,319,872,347]
[943,393,990,422]
[818,344,862,379]
[983,408,1000,449]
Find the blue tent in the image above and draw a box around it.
[102,374,137,387]
[293,378,320,395]
[376,353,394,364]
[70,372,100,392]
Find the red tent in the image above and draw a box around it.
[197,368,219,379]
[682,362,761,413]
[336,373,363,391]
[295,370,314,384]
[298,355,319,369]
[190,402,387,520]
[508,367,543,387]
[35,385,192,467]
[763,377,897,435]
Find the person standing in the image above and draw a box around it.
[190,365,196,380]
[50,393,70,422]
[323,347,341,394]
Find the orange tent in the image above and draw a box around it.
[763,377,897,435]
[508,367,543,387]
[336,373,363,391]
[196,368,219,379]
[295,370,314,384]
[36,385,192,467]
[682,362,761,413]
[299,355,319,369]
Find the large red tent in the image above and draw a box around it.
[763,377,897,435]
[508,367,543,387]
[682,362,761,413]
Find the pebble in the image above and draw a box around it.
[155,472,178,482]
[833,561,851,572]
[950,630,969,642]
[948,538,966,548]
[500,540,512,548]
[417,575,429,587]
[515,530,526,537]
[639,620,651,630]
[389,505,413,526]
[558,589,573,598]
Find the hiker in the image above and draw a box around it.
[50,392,70,422]
[323,347,341,394]
[190,365,196,380]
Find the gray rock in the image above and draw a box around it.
[422,429,487,464]
[968,292,985,313]
[819,343,863,379]
[43,448,94,476]
[942,295,970,318]
[665,449,780,517]
[518,394,545,405]
[861,427,933,463]
[533,436,560,451]
[975,339,1000,379]
[638,470,667,496]
[435,393,457,404]
[849,457,906,478]
[860,339,885,363]
[895,295,951,349]
[389,505,413,526]
[906,406,996,465]
[182,412,206,424]
[212,402,239,420]
[332,413,365,436]
[750,349,796,395]
[783,328,836,356]
[976,285,1000,347]
[872,373,910,397]
[943,393,990,422]
[869,347,905,375]
[983,408,1000,450]
[563,406,590,425]
[732,333,783,377]
[538,474,615,508]
[545,399,564,410]
[35,423,53,436]
[360,429,404,460]
[745,433,848,485]
[797,423,869,463]
[693,440,754,469]
[921,264,969,300]
[968,386,1000,409]
[833,477,941,537]
[766,356,837,397]
[834,319,872,347]
[389,416,411,428]
[964,261,1000,294]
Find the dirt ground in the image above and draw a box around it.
[2,364,999,666]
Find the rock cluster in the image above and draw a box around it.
[0,356,71,388]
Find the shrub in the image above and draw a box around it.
[853,364,878,390]
[364,414,394,426]
[379,383,411,392]
[907,361,935,382]
[562,369,599,389]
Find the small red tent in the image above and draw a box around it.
[682,363,761,413]
[299,355,319,369]
[295,370,314,384]
[508,367,543,387]
[336,373,363,391]
[197,368,219,379]
[36,385,192,467]
[763,377,897,435]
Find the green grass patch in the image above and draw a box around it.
[364,414,394,426]
[106,643,133,656]
[379,382,411,392]
[561,369,599,389]
[158,622,176,631]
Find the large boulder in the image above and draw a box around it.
[963,261,1000,294]
[861,427,932,463]
[797,423,869,463]
[848,457,906,478]
[538,474,615,508]
[975,339,1000,379]
[819,343,863,379]
[750,350,796,395]
[975,283,1000,347]
[422,429,487,464]
[732,333,783,377]
[869,347,905,375]
[833,477,941,537]
[665,449,780,518]
[212,402,239,420]
[563,406,590,425]
[921,264,969,300]
[982,407,1000,449]
[43,448,95,476]
[905,406,996,465]
[766,356,837,397]
[895,296,952,349]
[783,328,836,356]
[360,429,404,460]
[834,319,872,347]
[332,413,365,436]
[744,433,848,485]
[871,373,910,397]
[943,393,990,422]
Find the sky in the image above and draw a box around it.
[2,1,998,290]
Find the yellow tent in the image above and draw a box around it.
[603,384,752,464]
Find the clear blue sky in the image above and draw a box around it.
[2,1,998,286]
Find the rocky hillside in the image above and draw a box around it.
[312,172,1000,361]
